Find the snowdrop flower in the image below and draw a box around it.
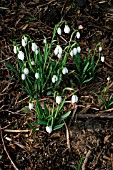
[13,46,19,54]
[24,68,29,75]
[64,25,70,34]
[29,103,34,110]
[54,45,62,58]
[21,74,26,80]
[77,46,81,53]
[22,36,28,47]
[70,50,74,57]
[46,126,52,134]
[107,77,110,81]
[18,51,24,61]
[56,96,62,104]
[73,48,77,55]
[32,42,38,52]
[62,67,68,75]
[57,27,62,35]
[71,95,78,104]
[43,38,47,44]
[57,53,62,59]
[52,75,58,83]
[101,56,105,62]
[76,32,80,39]
[35,72,39,79]
[99,46,102,52]
[31,60,35,65]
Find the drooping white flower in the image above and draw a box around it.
[54,46,59,56]
[29,103,34,110]
[18,51,24,61]
[32,42,38,52]
[58,45,62,55]
[13,46,19,54]
[56,96,62,104]
[46,126,52,134]
[54,45,62,56]
[21,74,26,80]
[31,60,35,65]
[73,48,77,55]
[35,72,39,79]
[24,68,29,75]
[64,25,70,34]
[22,36,28,47]
[107,77,110,81]
[57,27,62,35]
[52,75,58,83]
[77,46,81,53]
[101,56,105,62]
[71,95,78,104]
[70,50,74,57]
[62,67,68,75]
[57,53,62,59]
[24,36,28,42]
[99,46,102,52]
[76,32,80,39]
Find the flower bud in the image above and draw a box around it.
[57,27,62,35]
[29,103,34,110]
[77,46,81,53]
[32,42,38,52]
[31,61,35,65]
[73,48,77,55]
[13,46,18,54]
[46,126,52,134]
[71,95,78,104]
[21,74,26,80]
[24,68,29,75]
[56,96,62,104]
[22,38,27,47]
[35,72,39,79]
[101,56,104,62]
[76,32,80,39]
[70,50,74,57]
[99,46,102,52]
[64,25,70,34]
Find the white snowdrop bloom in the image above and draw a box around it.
[62,67,68,75]
[31,60,35,65]
[29,103,34,110]
[24,36,28,42]
[71,95,78,104]
[107,77,110,81]
[99,46,102,52]
[101,56,105,62]
[56,96,62,104]
[77,46,81,53]
[32,42,38,52]
[54,46,59,56]
[57,53,62,59]
[58,45,62,55]
[35,72,39,79]
[35,49,38,55]
[57,27,62,35]
[46,126,52,134]
[18,51,24,61]
[13,46,18,54]
[64,25,70,34]
[21,74,26,80]
[73,48,77,55]
[76,32,80,39]
[22,38,27,47]
[52,75,58,83]
[24,68,29,75]
[70,50,74,57]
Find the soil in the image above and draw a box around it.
[1,0,113,169]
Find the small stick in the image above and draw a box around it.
[82,150,92,170]
[77,113,113,119]
[0,124,19,170]
[4,129,30,133]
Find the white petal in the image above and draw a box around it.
[24,68,29,75]
[57,27,62,35]
[32,43,38,52]
[77,46,81,53]
[46,126,52,134]
[56,96,62,104]
[35,72,39,79]
[99,47,102,52]
[29,103,34,110]
[101,56,105,62]
[18,51,24,61]
[71,95,78,104]
[76,32,80,39]
[70,50,74,57]
[21,74,26,80]
[73,48,77,55]
[64,25,70,34]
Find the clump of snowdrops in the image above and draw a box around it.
[5,21,103,133]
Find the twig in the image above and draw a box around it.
[64,121,70,151]
[82,150,92,170]
[0,124,19,170]
[4,129,30,133]
[77,113,113,119]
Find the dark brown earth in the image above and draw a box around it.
[1,0,113,169]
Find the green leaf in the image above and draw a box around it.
[94,93,107,107]
[58,111,71,122]
[4,61,19,75]
[53,123,64,131]
[37,119,47,125]
[27,122,36,131]
[43,102,50,116]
